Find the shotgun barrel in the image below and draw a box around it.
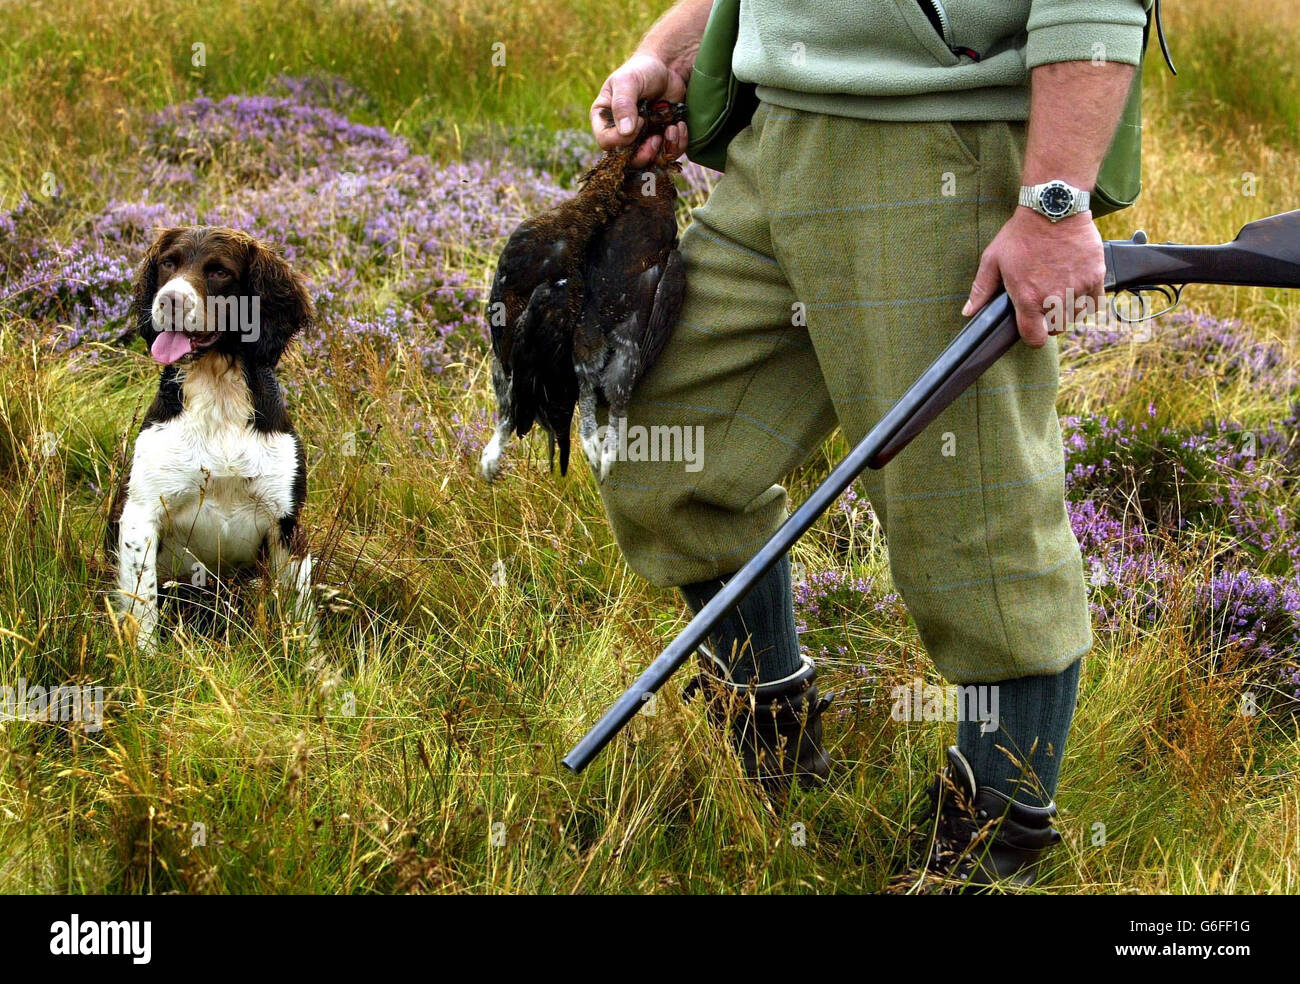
[561,211,1300,775]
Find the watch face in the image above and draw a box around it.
[1039,183,1074,218]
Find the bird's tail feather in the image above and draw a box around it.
[549,416,572,476]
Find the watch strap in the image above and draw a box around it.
[1019,182,1090,218]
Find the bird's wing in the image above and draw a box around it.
[487,266,512,365]
[488,221,539,365]
[489,219,575,365]
[637,247,685,373]
[508,280,580,474]
[597,310,647,416]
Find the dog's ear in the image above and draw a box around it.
[246,238,314,367]
[132,227,182,348]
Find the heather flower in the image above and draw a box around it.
[0,82,571,375]
[1061,405,1299,577]
[1067,497,1171,630]
[1062,310,1290,393]
[269,72,374,112]
[793,562,903,638]
[1194,568,1300,698]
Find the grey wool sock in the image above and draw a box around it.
[679,553,803,686]
[957,658,1082,809]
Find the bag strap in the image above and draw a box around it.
[1152,0,1177,74]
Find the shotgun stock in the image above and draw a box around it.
[1105,209,1300,290]
[561,210,1300,775]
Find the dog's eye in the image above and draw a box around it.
[159,257,176,272]
[209,267,233,281]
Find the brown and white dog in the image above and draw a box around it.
[107,227,317,652]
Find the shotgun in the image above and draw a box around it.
[562,210,1300,775]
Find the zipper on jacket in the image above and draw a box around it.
[917,0,981,61]
[918,0,953,46]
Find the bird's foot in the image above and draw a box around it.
[480,430,506,481]
[598,424,620,483]
[581,430,603,476]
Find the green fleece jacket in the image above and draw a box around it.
[732,0,1150,121]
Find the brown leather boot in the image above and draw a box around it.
[909,746,1061,891]
[684,652,832,791]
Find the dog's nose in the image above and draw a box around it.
[152,279,202,333]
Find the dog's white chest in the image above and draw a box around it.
[127,359,299,575]
[157,474,270,575]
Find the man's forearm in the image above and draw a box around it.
[1020,60,1137,190]
[965,59,1136,338]
[634,0,715,82]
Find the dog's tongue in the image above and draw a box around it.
[150,330,195,364]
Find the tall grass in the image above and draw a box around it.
[0,0,1298,893]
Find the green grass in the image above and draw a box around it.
[1146,0,1300,148]
[1,0,1299,894]
[0,0,639,209]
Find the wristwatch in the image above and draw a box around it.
[1018,180,1091,222]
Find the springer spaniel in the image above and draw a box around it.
[107,227,317,652]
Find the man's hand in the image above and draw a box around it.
[962,59,1135,347]
[590,53,689,169]
[589,0,712,168]
[963,209,1105,348]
